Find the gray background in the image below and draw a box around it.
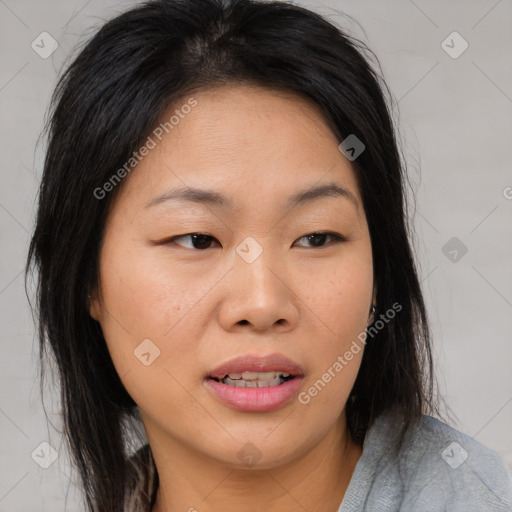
[1,0,511,510]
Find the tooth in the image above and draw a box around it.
[220,375,287,388]
[258,371,277,380]
[268,377,281,387]
[217,371,293,382]
[255,378,281,387]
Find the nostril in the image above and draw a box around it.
[238,320,249,325]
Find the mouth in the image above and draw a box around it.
[205,353,305,412]
[210,371,296,388]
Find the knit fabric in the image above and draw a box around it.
[339,412,512,511]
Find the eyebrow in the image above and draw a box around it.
[145,182,358,210]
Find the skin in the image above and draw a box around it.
[90,84,376,512]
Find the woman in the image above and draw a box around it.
[25,0,512,510]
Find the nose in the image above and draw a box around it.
[216,245,300,333]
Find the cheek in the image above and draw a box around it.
[99,236,204,334]
[295,248,373,340]
[96,238,208,385]
[96,243,204,414]
[292,248,372,396]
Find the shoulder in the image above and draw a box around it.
[341,411,512,512]
[385,412,511,510]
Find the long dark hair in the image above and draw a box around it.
[26,0,442,510]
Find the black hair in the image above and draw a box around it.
[26,0,441,510]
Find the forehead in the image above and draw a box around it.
[113,84,363,216]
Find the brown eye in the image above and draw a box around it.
[294,232,346,248]
[170,233,220,250]
[160,231,346,250]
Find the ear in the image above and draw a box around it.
[88,292,102,321]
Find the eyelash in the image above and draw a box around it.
[162,231,347,250]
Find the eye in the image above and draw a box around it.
[160,231,346,250]
[293,231,347,248]
[170,233,220,250]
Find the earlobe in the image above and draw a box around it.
[368,304,376,325]
[368,284,377,324]
[88,294,101,321]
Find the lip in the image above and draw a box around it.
[205,353,305,412]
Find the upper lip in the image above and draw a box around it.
[208,353,305,380]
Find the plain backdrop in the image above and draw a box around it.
[0,0,511,510]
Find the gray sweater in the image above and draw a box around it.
[339,412,512,511]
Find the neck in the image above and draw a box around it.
[150,414,362,512]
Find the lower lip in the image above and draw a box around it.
[205,377,304,412]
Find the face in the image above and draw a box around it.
[90,84,374,469]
